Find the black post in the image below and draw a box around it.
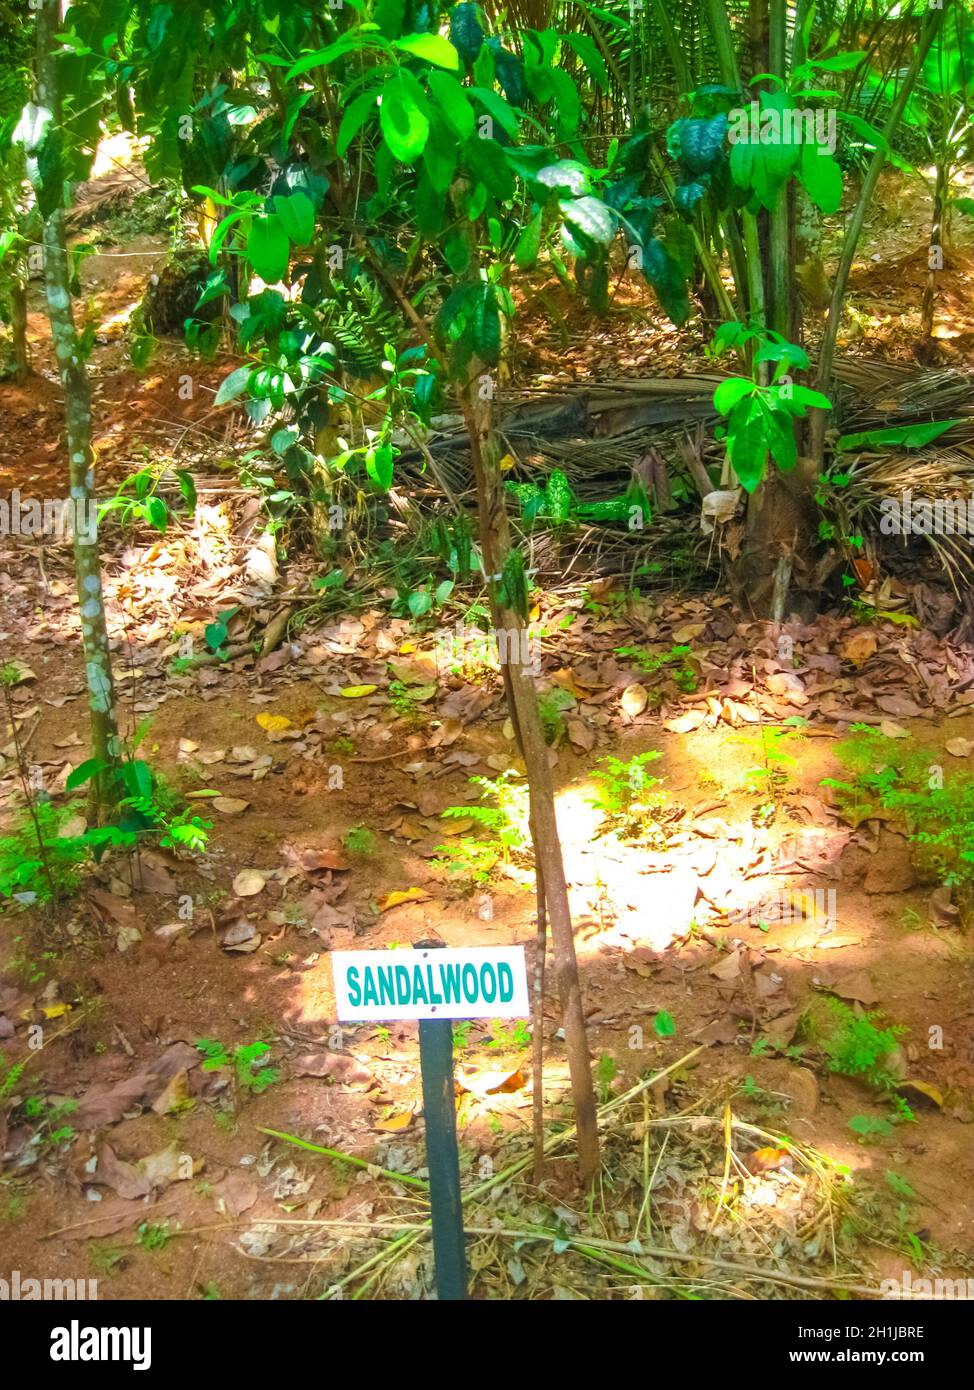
[415,940,468,1300]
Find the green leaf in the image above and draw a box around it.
[559,195,615,245]
[366,443,395,490]
[175,469,197,511]
[427,70,475,140]
[146,495,169,531]
[337,89,379,155]
[799,142,843,214]
[563,32,608,89]
[422,115,458,193]
[472,283,501,365]
[215,366,252,406]
[66,758,109,792]
[536,160,592,195]
[246,213,290,283]
[760,403,798,473]
[514,210,543,269]
[394,33,460,70]
[408,588,432,619]
[727,397,769,493]
[273,191,315,246]
[836,419,962,452]
[469,86,520,139]
[380,73,430,162]
[714,377,754,416]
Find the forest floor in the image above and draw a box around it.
[1,166,974,1301]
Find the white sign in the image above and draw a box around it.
[331,945,530,1022]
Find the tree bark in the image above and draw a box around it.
[920,154,947,339]
[458,372,600,1188]
[26,0,121,812]
[10,277,29,381]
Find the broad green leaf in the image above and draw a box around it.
[514,210,543,268]
[559,195,615,245]
[337,89,380,155]
[380,73,430,161]
[727,397,769,493]
[427,70,475,139]
[473,283,501,365]
[215,366,252,405]
[799,142,843,214]
[247,213,290,282]
[714,377,754,416]
[366,443,395,490]
[66,758,109,792]
[469,86,520,138]
[836,419,962,452]
[273,191,314,246]
[394,33,460,70]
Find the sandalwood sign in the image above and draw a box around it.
[331,944,529,1022]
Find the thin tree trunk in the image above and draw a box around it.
[25,0,121,812]
[768,0,794,338]
[10,277,29,381]
[459,374,600,1188]
[920,154,947,339]
[808,7,943,470]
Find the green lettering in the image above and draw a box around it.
[497,963,513,1003]
[395,965,411,1005]
[462,964,478,1003]
[376,965,395,1007]
[426,964,443,1005]
[480,962,497,1003]
[347,965,361,1007]
[412,964,429,1005]
[363,969,378,1007]
[441,962,462,1003]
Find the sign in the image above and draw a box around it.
[331,944,529,1022]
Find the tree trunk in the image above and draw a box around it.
[26,0,121,812]
[458,371,600,1188]
[10,276,29,382]
[920,154,947,339]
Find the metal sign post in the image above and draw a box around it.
[330,939,530,1302]
[416,939,467,1300]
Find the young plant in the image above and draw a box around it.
[709,324,832,494]
[824,727,974,918]
[344,825,377,857]
[195,1038,279,1100]
[615,643,698,693]
[434,771,530,886]
[587,751,666,837]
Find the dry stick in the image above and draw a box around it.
[461,376,599,1187]
[256,1127,429,1190]
[531,865,547,1179]
[1,681,58,905]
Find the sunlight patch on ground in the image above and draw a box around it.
[90,130,141,178]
